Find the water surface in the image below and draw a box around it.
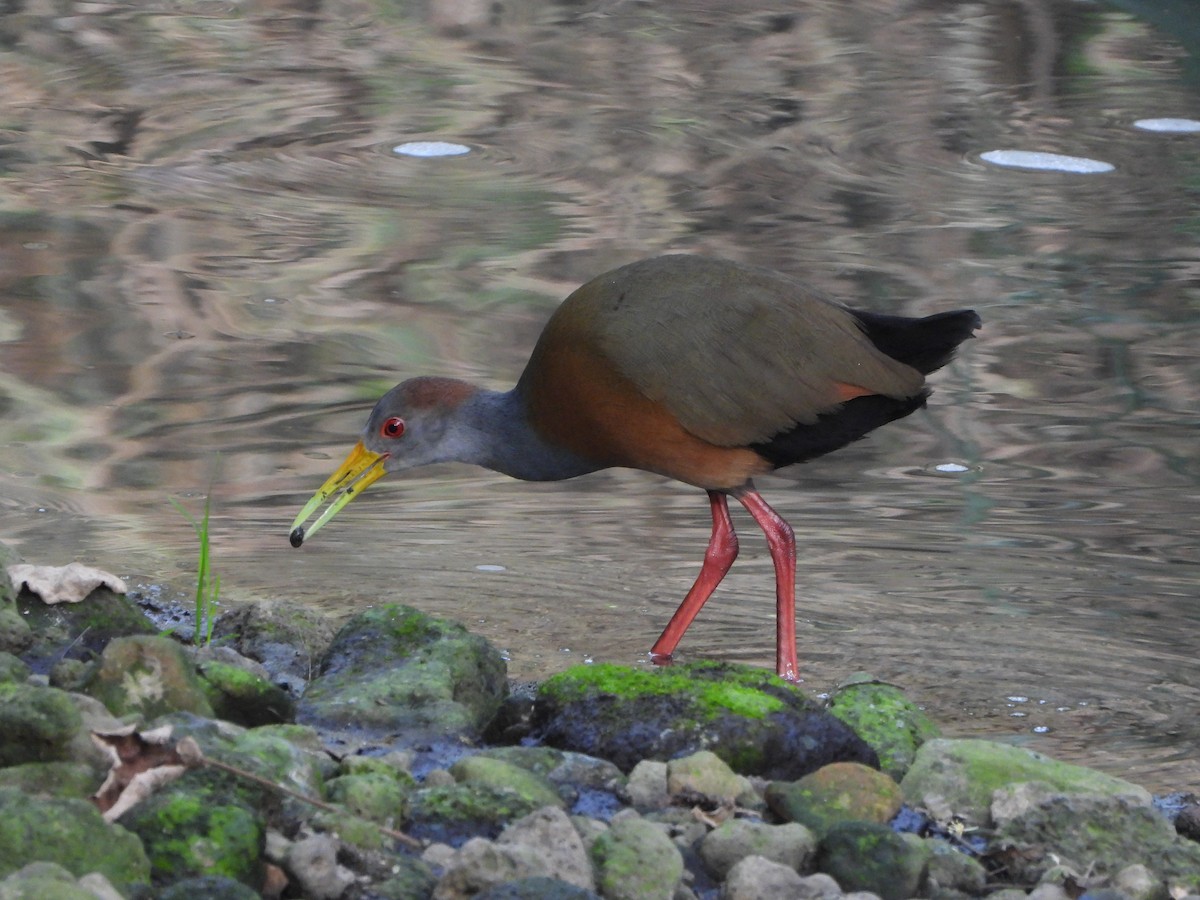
[1,0,1198,791]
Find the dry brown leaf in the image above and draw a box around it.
[91,723,191,821]
[8,562,128,604]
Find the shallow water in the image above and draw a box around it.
[1,0,1198,792]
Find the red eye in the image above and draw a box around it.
[380,417,406,439]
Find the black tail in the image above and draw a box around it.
[747,307,980,470]
[851,308,981,374]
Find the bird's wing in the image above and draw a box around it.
[583,256,925,446]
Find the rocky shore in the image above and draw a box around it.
[1,552,1198,900]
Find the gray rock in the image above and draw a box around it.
[666,750,755,807]
[1027,885,1071,900]
[498,807,594,891]
[720,855,806,900]
[433,837,549,900]
[285,833,356,900]
[924,839,987,894]
[590,815,684,900]
[76,872,125,900]
[1114,863,1170,900]
[699,818,815,879]
[795,873,845,899]
[625,760,669,809]
[0,862,102,900]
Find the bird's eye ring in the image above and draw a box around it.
[380,417,406,439]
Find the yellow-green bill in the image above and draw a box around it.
[289,441,388,547]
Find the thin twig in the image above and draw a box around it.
[176,737,424,851]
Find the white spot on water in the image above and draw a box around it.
[935,462,970,474]
[1133,118,1200,133]
[393,141,471,158]
[475,564,506,573]
[980,150,1114,173]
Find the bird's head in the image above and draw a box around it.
[288,377,477,547]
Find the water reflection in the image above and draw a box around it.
[0,0,1198,791]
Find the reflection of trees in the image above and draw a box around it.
[0,0,1196,504]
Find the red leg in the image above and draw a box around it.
[650,490,739,665]
[733,485,799,682]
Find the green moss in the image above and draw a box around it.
[540,662,786,721]
[0,682,82,766]
[0,787,150,892]
[591,817,683,899]
[448,756,564,809]
[126,791,264,885]
[827,677,939,779]
[326,773,411,822]
[406,783,542,832]
[197,659,295,727]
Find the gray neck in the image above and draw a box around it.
[455,387,603,482]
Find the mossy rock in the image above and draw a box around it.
[0,786,150,893]
[474,746,626,799]
[815,821,931,900]
[0,606,32,655]
[325,771,413,822]
[17,587,155,673]
[196,657,296,726]
[84,635,214,719]
[0,761,99,799]
[998,794,1200,889]
[450,756,565,809]
[591,816,683,900]
[0,648,32,681]
[119,787,264,887]
[359,855,437,899]
[826,674,939,779]
[209,600,337,694]
[405,782,547,845]
[297,604,507,748]
[900,738,1152,825]
[765,761,903,837]
[153,714,330,826]
[0,542,17,605]
[0,682,83,767]
[158,874,262,899]
[532,662,877,778]
[0,861,104,900]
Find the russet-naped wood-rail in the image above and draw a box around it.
[290,255,980,681]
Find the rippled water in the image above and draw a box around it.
[1,0,1198,792]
